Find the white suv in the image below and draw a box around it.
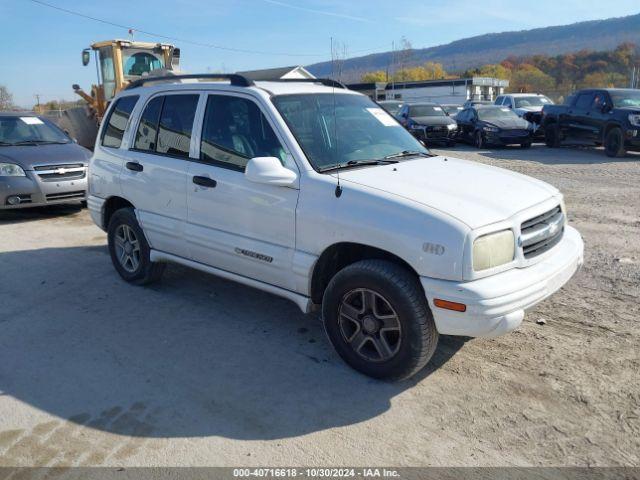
[88,75,583,380]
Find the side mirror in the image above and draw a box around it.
[245,157,297,187]
[601,103,611,113]
[82,49,91,66]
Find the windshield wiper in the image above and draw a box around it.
[383,150,433,160]
[0,141,17,146]
[318,159,399,173]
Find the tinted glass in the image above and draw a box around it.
[134,96,163,151]
[575,94,594,109]
[273,93,428,171]
[409,105,445,117]
[156,94,199,158]
[201,95,285,170]
[0,116,70,145]
[102,95,139,148]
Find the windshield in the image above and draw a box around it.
[379,102,402,115]
[442,105,463,115]
[410,105,445,117]
[477,107,519,121]
[273,94,428,171]
[514,96,553,108]
[0,116,71,145]
[610,90,640,108]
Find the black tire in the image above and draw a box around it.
[107,207,165,285]
[520,141,532,149]
[322,260,438,381]
[545,124,560,147]
[474,130,484,149]
[604,127,626,158]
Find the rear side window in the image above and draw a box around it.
[102,95,139,148]
[156,94,199,158]
[200,95,285,171]
[575,93,594,109]
[134,96,164,152]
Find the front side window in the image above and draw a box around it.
[102,95,139,149]
[200,95,285,171]
[273,93,427,171]
[0,116,70,145]
[134,96,164,152]
[156,94,199,158]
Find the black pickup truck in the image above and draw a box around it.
[541,88,640,157]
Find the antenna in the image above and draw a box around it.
[331,37,342,198]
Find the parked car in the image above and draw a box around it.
[377,100,404,118]
[397,103,458,146]
[0,112,91,209]
[462,100,492,109]
[441,104,464,118]
[495,93,554,140]
[541,88,640,157]
[88,75,583,381]
[456,105,533,148]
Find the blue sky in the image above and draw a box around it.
[2,0,639,107]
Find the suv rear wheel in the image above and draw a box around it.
[322,260,438,381]
[604,127,626,158]
[107,207,165,285]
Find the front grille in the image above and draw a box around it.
[46,191,85,201]
[34,164,86,182]
[500,129,528,137]
[520,206,564,259]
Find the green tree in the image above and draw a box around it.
[510,64,556,93]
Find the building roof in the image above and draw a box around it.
[238,66,315,81]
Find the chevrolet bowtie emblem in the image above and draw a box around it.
[56,168,67,175]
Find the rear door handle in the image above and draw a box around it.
[193,176,217,188]
[125,162,143,172]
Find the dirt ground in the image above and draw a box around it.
[0,144,638,467]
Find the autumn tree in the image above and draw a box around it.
[510,64,556,93]
[361,71,387,82]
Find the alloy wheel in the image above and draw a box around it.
[114,224,141,273]
[338,288,402,362]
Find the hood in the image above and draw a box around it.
[411,116,456,126]
[339,156,558,229]
[481,117,529,130]
[0,143,91,170]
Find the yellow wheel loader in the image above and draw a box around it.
[49,39,180,149]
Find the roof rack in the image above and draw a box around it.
[125,73,255,90]
[268,78,347,89]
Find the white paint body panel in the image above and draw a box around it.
[88,80,583,338]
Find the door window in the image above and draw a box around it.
[134,96,164,152]
[156,94,199,158]
[575,93,594,110]
[101,95,139,149]
[200,95,285,171]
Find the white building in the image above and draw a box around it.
[238,66,315,81]
[348,77,509,104]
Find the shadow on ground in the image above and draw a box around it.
[0,204,84,225]
[0,245,466,440]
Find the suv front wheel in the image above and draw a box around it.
[322,260,438,381]
[107,207,165,285]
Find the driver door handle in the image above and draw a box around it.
[193,176,217,188]
[125,162,143,172]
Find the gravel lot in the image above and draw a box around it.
[0,144,638,467]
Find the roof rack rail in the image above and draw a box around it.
[267,78,347,89]
[125,73,255,90]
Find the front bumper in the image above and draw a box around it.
[420,226,584,338]
[485,130,531,145]
[0,169,87,209]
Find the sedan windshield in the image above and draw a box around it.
[477,107,519,121]
[410,105,445,117]
[610,90,640,108]
[0,116,70,145]
[273,94,429,171]
[514,96,553,108]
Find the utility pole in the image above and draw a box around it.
[34,94,41,113]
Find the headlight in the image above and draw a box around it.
[473,230,515,271]
[483,126,499,133]
[0,163,26,177]
[447,124,457,130]
[628,114,640,127]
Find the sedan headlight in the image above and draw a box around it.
[447,124,457,130]
[0,163,26,177]
[628,114,640,127]
[483,126,499,133]
[473,230,515,271]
